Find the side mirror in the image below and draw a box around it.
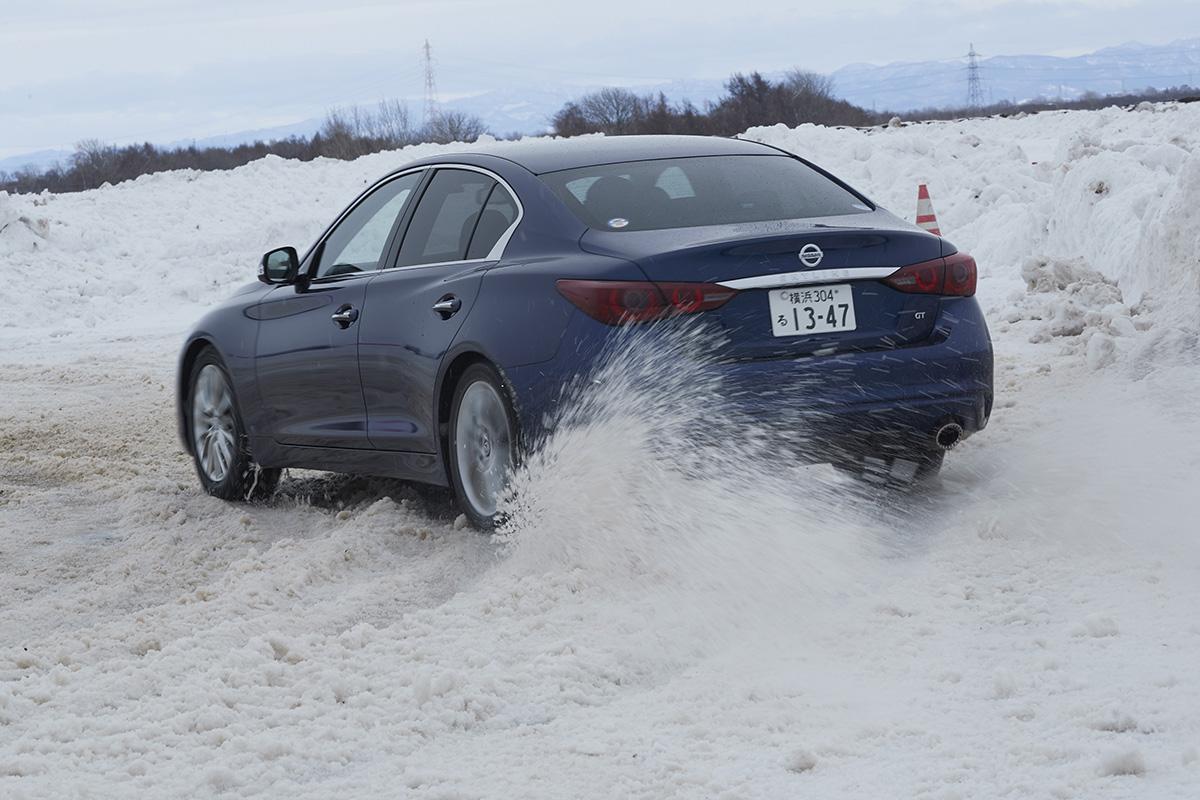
[259,246,299,285]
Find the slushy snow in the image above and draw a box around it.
[1,103,1199,799]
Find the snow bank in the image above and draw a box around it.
[3,105,1199,370]
[0,142,483,345]
[746,102,1200,368]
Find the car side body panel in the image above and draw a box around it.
[359,262,489,453]
[252,279,371,449]
[252,440,445,484]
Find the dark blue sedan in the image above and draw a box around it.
[177,135,992,527]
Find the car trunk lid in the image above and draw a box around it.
[579,213,948,360]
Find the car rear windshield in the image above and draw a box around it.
[540,154,872,232]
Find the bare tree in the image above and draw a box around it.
[319,98,418,157]
[579,87,646,134]
[780,69,849,125]
[422,110,489,144]
[783,69,835,100]
[369,98,414,144]
[551,101,592,136]
[318,108,364,159]
[69,139,122,187]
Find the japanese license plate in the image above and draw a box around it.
[768,283,857,337]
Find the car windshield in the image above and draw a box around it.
[540,154,872,232]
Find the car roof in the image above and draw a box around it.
[441,135,781,175]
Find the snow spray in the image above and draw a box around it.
[492,319,886,637]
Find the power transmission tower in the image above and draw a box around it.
[423,39,439,125]
[966,43,984,108]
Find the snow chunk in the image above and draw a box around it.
[205,766,240,790]
[1011,257,1137,363]
[1086,333,1117,370]
[1091,710,1139,733]
[992,671,1018,699]
[1075,614,1120,638]
[784,748,818,773]
[1097,748,1146,777]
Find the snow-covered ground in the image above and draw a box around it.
[2,104,1199,799]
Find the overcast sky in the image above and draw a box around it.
[3,0,1199,159]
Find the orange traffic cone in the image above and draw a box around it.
[916,184,941,236]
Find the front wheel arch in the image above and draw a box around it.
[185,345,279,501]
[178,337,216,454]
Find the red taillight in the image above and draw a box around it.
[883,252,977,297]
[556,279,738,325]
[943,252,977,296]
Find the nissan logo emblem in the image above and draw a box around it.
[798,243,823,267]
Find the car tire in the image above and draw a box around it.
[447,362,520,529]
[187,347,280,501]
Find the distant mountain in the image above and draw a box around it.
[0,121,325,177]
[0,79,736,175]
[442,78,735,137]
[166,118,324,150]
[5,39,1198,175]
[830,38,1200,112]
[442,39,1200,130]
[0,148,72,175]
[441,86,583,137]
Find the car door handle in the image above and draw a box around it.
[331,304,359,329]
[432,295,462,319]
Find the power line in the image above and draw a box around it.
[966,43,984,107]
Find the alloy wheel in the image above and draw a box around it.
[454,380,514,519]
[191,364,237,483]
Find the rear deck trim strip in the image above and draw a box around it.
[717,267,898,290]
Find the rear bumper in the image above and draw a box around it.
[753,381,992,463]
[505,296,993,458]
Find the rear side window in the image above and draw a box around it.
[541,155,871,232]
[465,185,519,259]
[397,169,495,267]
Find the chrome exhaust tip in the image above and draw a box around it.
[934,422,964,451]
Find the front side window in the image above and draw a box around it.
[314,172,421,279]
[396,169,496,267]
[541,155,871,232]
